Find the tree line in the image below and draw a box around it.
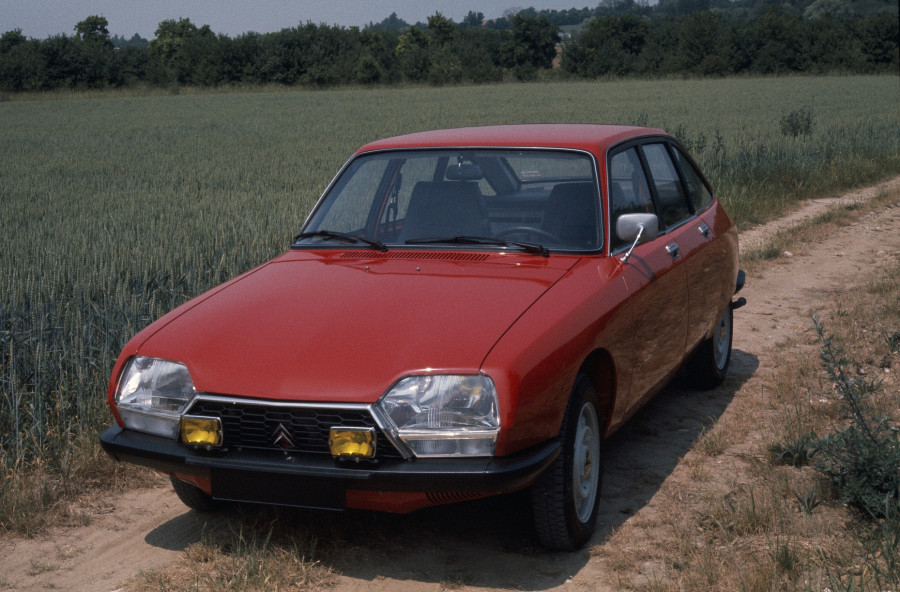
[0,2,896,92]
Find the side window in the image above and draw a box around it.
[672,147,713,212]
[641,143,691,228]
[608,147,654,250]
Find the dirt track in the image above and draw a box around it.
[2,176,899,592]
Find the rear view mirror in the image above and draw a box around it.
[445,163,484,181]
[617,213,659,244]
[616,213,659,263]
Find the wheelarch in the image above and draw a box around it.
[577,349,616,436]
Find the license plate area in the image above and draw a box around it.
[210,468,346,510]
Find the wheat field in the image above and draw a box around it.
[1,75,898,473]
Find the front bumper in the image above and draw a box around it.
[100,425,560,510]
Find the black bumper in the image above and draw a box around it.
[100,425,560,509]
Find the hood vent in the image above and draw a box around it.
[340,251,490,262]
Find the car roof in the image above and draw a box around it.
[356,124,668,155]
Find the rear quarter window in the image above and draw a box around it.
[672,147,714,212]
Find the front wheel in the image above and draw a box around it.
[170,476,222,513]
[531,374,603,551]
[686,305,733,390]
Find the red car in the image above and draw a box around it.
[101,124,743,550]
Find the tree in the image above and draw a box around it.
[148,18,217,84]
[676,12,732,75]
[854,13,900,70]
[426,13,456,46]
[0,29,26,54]
[455,27,506,83]
[73,16,115,87]
[562,15,647,77]
[749,7,808,73]
[502,14,559,79]
[38,35,80,89]
[0,30,42,91]
[366,12,409,32]
[461,11,485,29]
[74,16,111,45]
[396,26,431,81]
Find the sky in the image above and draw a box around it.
[0,1,598,40]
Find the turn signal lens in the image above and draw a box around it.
[330,427,376,459]
[180,416,223,447]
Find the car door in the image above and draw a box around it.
[642,142,722,355]
[608,144,689,410]
[669,144,727,351]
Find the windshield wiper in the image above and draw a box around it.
[405,236,549,257]
[292,230,388,252]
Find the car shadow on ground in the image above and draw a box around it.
[144,348,758,590]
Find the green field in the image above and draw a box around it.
[1,75,899,480]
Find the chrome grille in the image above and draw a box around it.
[185,397,402,459]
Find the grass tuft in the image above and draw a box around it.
[131,520,335,592]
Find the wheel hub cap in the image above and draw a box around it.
[572,402,600,523]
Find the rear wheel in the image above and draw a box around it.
[531,374,603,551]
[170,476,222,512]
[687,305,733,390]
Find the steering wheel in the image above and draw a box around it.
[493,226,561,243]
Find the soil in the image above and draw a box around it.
[2,176,899,592]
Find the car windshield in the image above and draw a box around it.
[296,149,602,253]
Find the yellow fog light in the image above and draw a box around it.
[329,427,376,459]
[179,416,223,447]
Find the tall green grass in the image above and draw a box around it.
[1,75,898,482]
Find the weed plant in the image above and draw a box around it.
[779,105,815,137]
[811,316,900,521]
[796,318,900,589]
[768,431,818,468]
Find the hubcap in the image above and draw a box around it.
[713,309,732,370]
[572,402,600,523]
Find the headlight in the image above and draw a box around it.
[376,375,500,457]
[114,356,196,439]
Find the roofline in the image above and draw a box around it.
[356,124,669,155]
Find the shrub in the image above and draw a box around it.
[779,105,815,137]
[812,316,900,521]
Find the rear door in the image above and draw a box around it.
[669,144,726,350]
[639,142,721,354]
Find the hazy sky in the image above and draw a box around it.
[1,1,596,40]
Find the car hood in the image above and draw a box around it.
[135,250,576,404]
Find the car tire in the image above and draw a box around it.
[531,373,603,551]
[687,305,733,390]
[170,476,222,512]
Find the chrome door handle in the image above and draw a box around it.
[698,224,710,239]
[666,242,680,260]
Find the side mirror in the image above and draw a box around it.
[616,213,659,263]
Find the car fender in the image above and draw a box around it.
[482,256,635,456]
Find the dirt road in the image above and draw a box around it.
[2,176,899,592]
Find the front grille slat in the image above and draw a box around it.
[185,397,402,460]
